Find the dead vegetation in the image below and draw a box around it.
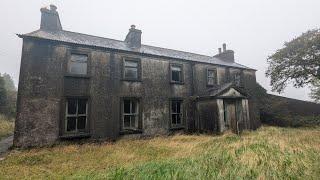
[0,126,319,179]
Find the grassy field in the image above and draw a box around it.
[0,126,319,179]
[0,115,14,140]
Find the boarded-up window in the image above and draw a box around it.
[66,98,88,132]
[68,54,88,75]
[122,99,139,129]
[124,60,139,80]
[171,65,183,83]
[171,100,183,127]
[207,69,217,86]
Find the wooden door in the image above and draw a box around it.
[224,100,237,133]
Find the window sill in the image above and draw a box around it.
[60,132,91,139]
[64,74,91,79]
[170,81,184,85]
[170,126,185,131]
[120,129,143,135]
[121,78,142,82]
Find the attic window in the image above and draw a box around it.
[68,54,88,75]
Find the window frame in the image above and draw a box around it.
[170,63,184,84]
[65,50,90,78]
[120,97,142,133]
[64,97,89,134]
[233,72,241,86]
[122,57,141,82]
[169,98,184,129]
[207,68,218,86]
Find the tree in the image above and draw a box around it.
[266,28,320,101]
[2,73,16,92]
[310,79,320,103]
[0,73,17,117]
[0,76,7,114]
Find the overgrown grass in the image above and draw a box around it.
[0,126,319,179]
[0,114,14,140]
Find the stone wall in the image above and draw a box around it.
[14,38,260,147]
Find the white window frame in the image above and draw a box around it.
[122,99,139,130]
[65,99,88,133]
[171,100,183,127]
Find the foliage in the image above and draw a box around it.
[0,73,17,118]
[0,76,7,114]
[266,29,320,100]
[0,114,14,140]
[310,79,320,103]
[0,126,320,179]
[2,73,16,92]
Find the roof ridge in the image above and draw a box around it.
[62,29,213,59]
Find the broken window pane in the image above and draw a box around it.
[131,115,136,127]
[78,99,87,114]
[172,114,177,124]
[176,115,181,124]
[67,117,77,131]
[68,54,88,75]
[176,102,181,113]
[124,115,131,128]
[67,99,77,114]
[124,100,131,114]
[77,116,86,130]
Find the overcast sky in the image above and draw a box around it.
[1,0,319,101]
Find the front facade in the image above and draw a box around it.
[14,5,260,147]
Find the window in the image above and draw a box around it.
[171,100,183,127]
[233,73,241,86]
[170,65,183,83]
[122,99,139,129]
[207,69,217,86]
[123,59,139,80]
[66,98,88,132]
[68,54,88,75]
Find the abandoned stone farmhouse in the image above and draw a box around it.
[14,5,261,147]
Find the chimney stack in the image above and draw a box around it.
[222,43,227,52]
[214,43,235,63]
[125,25,142,49]
[40,4,62,31]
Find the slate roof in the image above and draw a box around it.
[18,29,254,70]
